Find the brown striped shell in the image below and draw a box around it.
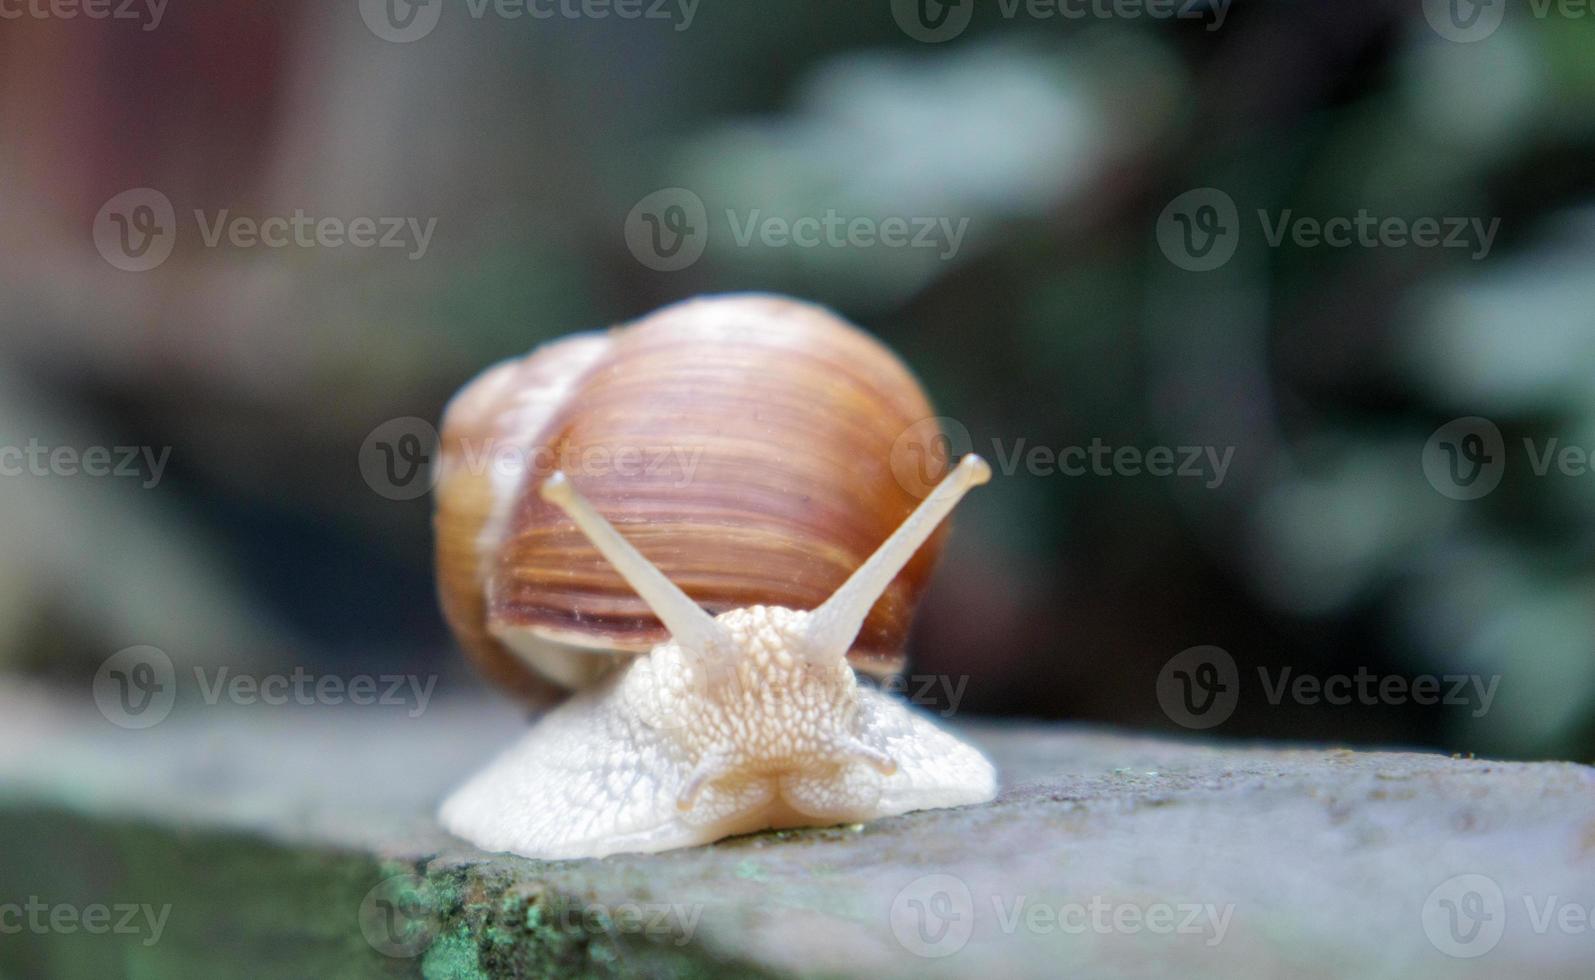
[433,294,951,702]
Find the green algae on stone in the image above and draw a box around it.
[421,926,489,980]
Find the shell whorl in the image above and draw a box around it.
[434,294,951,700]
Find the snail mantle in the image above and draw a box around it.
[2,691,1592,979]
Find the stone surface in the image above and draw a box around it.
[2,683,1593,978]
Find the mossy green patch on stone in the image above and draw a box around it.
[421,926,488,980]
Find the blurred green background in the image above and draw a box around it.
[1,0,1592,760]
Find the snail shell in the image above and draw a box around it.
[434,294,952,700]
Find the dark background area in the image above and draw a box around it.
[2,0,1592,760]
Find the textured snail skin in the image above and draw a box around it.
[440,606,997,859]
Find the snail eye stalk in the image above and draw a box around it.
[802,454,991,664]
[540,471,730,663]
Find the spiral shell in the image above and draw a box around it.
[434,294,951,700]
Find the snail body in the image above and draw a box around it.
[435,295,996,859]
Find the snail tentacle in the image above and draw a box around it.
[539,471,731,667]
[803,454,992,663]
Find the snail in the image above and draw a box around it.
[434,294,996,859]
